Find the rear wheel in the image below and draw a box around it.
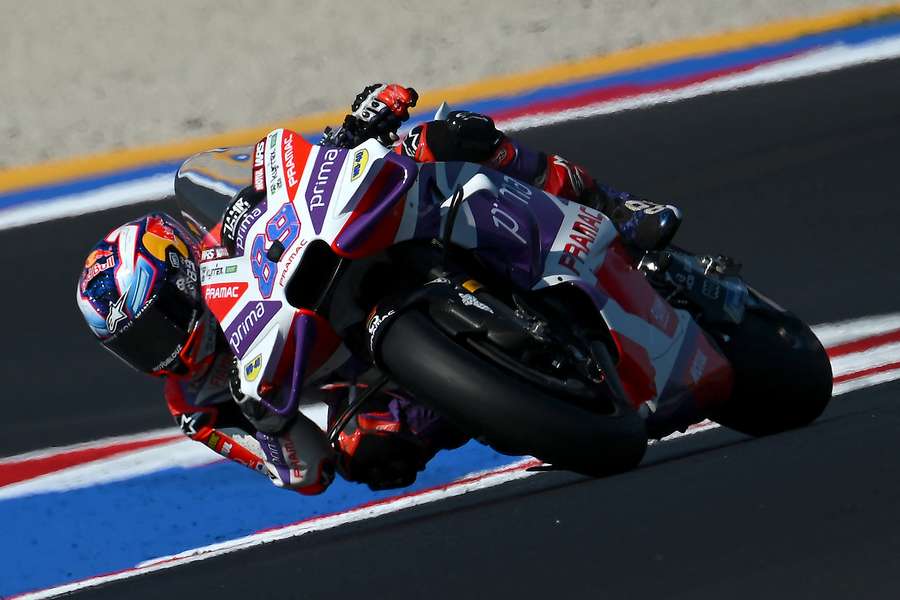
[709,310,833,436]
[378,310,648,476]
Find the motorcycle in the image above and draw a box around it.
[175,108,832,476]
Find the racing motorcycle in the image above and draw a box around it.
[175,107,832,476]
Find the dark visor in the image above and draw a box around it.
[103,280,200,374]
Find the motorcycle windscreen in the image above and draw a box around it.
[175,146,254,238]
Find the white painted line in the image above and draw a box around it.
[833,367,900,395]
[0,172,174,231]
[812,312,900,347]
[498,35,900,133]
[830,341,900,379]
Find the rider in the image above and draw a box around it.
[76,83,682,495]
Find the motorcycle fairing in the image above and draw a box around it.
[194,129,730,431]
[398,162,733,418]
[199,130,415,411]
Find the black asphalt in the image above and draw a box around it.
[3,56,900,598]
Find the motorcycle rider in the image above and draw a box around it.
[76,83,682,495]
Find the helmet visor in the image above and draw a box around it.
[102,279,200,374]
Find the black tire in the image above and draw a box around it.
[710,310,833,436]
[378,310,648,476]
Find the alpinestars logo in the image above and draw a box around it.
[222,197,252,241]
[401,127,422,158]
[106,287,129,333]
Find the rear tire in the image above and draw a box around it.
[378,310,648,476]
[710,310,833,436]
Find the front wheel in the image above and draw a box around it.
[377,310,648,476]
[708,309,833,436]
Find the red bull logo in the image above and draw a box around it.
[81,250,115,291]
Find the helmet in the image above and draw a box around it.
[76,212,204,376]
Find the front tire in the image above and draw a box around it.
[709,310,833,436]
[378,310,648,476]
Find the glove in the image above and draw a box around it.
[339,431,428,491]
[322,83,418,148]
[336,409,430,491]
[255,417,336,495]
[445,110,503,159]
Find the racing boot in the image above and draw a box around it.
[591,186,683,253]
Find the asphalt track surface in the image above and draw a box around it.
[3,57,900,597]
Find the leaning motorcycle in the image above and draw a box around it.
[175,115,832,477]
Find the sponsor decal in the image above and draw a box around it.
[224,300,282,358]
[179,412,208,436]
[267,132,283,196]
[222,196,252,241]
[366,309,396,354]
[558,205,605,274]
[458,292,494,314]
[253,135,266,192]
[106,286,130,333]
[253,139,265,168]
[221,441,233,456]
[200,262,235,284]
[350,148,368,181]
[305,147,347,234]
[498,175,533,205]
[152,343,185,372]
[207,432,220,450]
[551,155,585,197]
[277,239,309,286]
[253,167,266,192]
[244,354,263,382]
[234,201,267,256]
[282,437,305,479]
[81,251,115,291]
[401,126,421,158]
[200,247,229,261]
[83,248,113,268]
[201,281,248,319]
[281,130,304,200]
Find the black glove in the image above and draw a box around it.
[445,110,503,158]
[322,83,418,148]
[338,430,428,491]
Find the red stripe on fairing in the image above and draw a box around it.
[0,435,182,487]
[833,360,900,384]
[491,51,804,123]
[827,328,900,358]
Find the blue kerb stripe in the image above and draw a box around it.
[0,160,183,210]
[2,16,899,214]
[0,442,519,597]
